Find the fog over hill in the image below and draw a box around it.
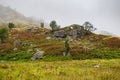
[0,5,49,27]
[0,5,27,23]
[94,30,119,37]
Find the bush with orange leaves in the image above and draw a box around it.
[0,43,14,55]
[10,30,47,41]
[10,31,34,40]
[104,37,120,48]
[43,45,64,56]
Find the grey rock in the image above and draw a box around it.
[54,30,67,38]
[27,27,40,33]
[62,52,70,56]
[63,52,66,56]
[31,51,44,60]
[69,30,77,38]
[13,39,21,46]
[88,38,94,42]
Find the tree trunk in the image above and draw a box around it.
[1,38,4,43]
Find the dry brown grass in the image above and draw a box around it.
[104,37,120,48]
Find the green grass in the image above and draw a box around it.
[0,59,120,80]
[88,49,120,59]
[0,49,120,61]
[0,51,33,61]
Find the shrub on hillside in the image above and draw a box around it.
[8,22,15,30]
[104,37,120,48]
[0,43,14,55]
[0,28,8,43]
[0,51,33,61]
[88,49,120,59]
[70,46,87,60]
[44,45,64,56]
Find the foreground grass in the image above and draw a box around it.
[0,59,120,80]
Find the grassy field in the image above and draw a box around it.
[0,59,120,80]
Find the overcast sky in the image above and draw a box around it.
[0,0,120,35]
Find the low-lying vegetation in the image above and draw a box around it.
[0,21,120,61]
[0,28,120,61]
[0,49,120,61]
[0,59,120,80]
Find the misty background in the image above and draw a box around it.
[0,0,120,35]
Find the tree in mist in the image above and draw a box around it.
[40,22,44,28]
[8,22,15,30]
[83,21,96,34]
[50,20,58,31]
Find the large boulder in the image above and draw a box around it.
[54,30,67,38]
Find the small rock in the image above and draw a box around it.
[27,49,33,53]
[34,48,41,52]
[30,44,33,46]
[63,52,66,56]
[46,37,51,40]
[62,52,70,56]
[93,64,100,68]
[13,48,18,51]
[89,38,94,42]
